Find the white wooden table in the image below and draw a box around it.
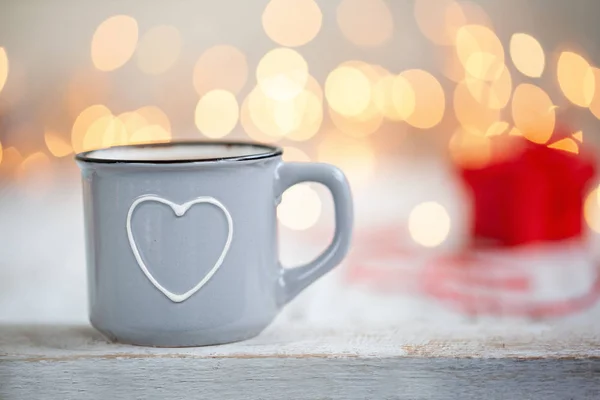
[2,320,600,399]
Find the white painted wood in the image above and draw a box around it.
[1,323,600,399]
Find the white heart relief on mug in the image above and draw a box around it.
[126,194,233,303]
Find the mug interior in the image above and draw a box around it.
[76,141,282,164]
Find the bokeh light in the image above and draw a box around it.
[511,83,556,144]
[329,107,383,138]
[584,186,600,234]
[317,133,375,187]
[129,125,171,145]
[83,114,127,151]
[408,201,451,248]
[91,15,138,72]
[0,47,8,93]
[194,90,239,138]
[117,111,148,139]
[548,138,579,154]
[240,90,280,144]
[449,128,492,168]
[262,0,322,47]
[510,33,545,78]
[136,25,182,75]
[336,0,393,47]
[193,45,248,96]
[464,64,512,109]
[277,184,322,231]
[71,104,112,153]
[400,69,445,129]
[286,90,323,141]
[135,106,171,133]
[414,0,461,46]
[456,25,504,81]
[325,65,371,118]
[590,68,600,119]
[257,48,308,101]
[486,121,510,137]
[16,152,51,181]
[44,130,73,158]
[573,130,583,142]
[557,51,595,107]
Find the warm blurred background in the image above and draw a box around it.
[2,0,600,327]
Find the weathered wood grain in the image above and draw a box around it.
[2,356,600,399]
[1,324,600,399]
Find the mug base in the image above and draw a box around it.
[91,321,269,347]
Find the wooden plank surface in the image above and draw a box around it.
[2,323,600,399]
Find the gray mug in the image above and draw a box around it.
[76,141,353,347]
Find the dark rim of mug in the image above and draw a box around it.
[75,141,283,164]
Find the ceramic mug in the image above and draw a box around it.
[76,141,353,347]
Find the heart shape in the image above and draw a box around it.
[126,194,233,303]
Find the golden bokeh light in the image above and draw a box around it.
[193,45,248,96]
[464,64,512,109]
[262,0,322,47]
[456,25,504,81]
[328,107,383,138]
[44,130,73,157]
[194,90,239,138]
[317,133,375,187]
[248,86,291,139]
[257,48,309,101]
[508,127,523,136]
[408,201,451,248]
[129,125,171,145]
[440,46,467,83]
[548,138,579,154]
[511,83,555,144]
[240,91,280,144]
[325,65,371,118]
[557,51,595,107]
[414,0,461,46]
[135,106,171,133]
[136,25,182,75]
[82,114,127,151]
[1,147,21,170]
[372,74,395,119]
[450,1,493,28]
[510,33,545,78]
[449,128,492,168]
[573,130,583,142]
[278,184,322,231]
[246,85,322,142]
[485,121,510,137]
[400,70,445,129]
[16,152,51,181]
[72,104,112,153]
[91,15,138,72]
[374,72,417,122]
[117,111,148,138]
[286,90,323,141]
[336,0,393,47]
[444,1,494,43]
[0,47,8,93]
[584,187,600,234]
[282,146,310,162]
[590,68,600,119]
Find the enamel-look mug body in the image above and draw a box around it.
[76,142,353,347]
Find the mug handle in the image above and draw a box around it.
[275,162,354,305]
